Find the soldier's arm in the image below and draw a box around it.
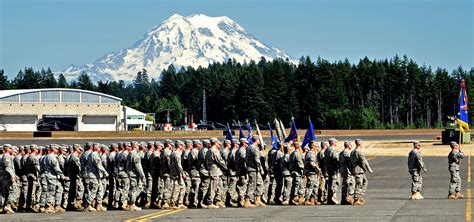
[215,150,228,171]
[176,156,184,175]
[5,157,15,179]
[310,153,320,174]
[94,155,108,176]
[52,158,64,177]
[417,153,427,172]
[134,155,145,178]
[360,152,373,173]
[254,147,262,171]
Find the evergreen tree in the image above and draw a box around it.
[77,71,94,90]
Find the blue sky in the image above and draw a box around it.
[0,0,472,77]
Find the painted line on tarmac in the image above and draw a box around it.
[137,209,185,222]
[466,154,471,222]
[124,209,184,222]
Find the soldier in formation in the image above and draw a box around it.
[16,137,469,215]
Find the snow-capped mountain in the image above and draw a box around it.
[63,14,293,82]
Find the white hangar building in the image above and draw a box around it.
[0,88,151,132]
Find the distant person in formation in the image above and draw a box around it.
[303,141,321,205]
[339,141,354,205]
[289,141,304,205]
[407,141,427,200]
[351,139,373,205]
[325,138,340,205]
[245,135,266,208]
[447,142,464,199]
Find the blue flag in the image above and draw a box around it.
[302,117,316,148]
[457,79,470,133]
[268,123,279,149]
[285,117,298,142]
[226,123,233,141]
[246,120,253,144]
[239,121,246,139]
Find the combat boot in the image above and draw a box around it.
[291,196,299,205]
[84,205,96,212]
[177,204,188,209]
[44,205,55,213]
[144,201,151,209]
[416,192,424,200]
[354,198,363,205]
[298,196,305,205]
[455,193,465,199]
[39,206,46,213]
[121,202,129,211]
[129,204,142,211]
[238,198,245,207]
[281,198,289,205]
[410,192,417,200]
[54,206,66,213]
[255,196,266,207]
[96,204,107,212]
[162,201,170,210]
[346,195,354,205]
[207,203,219,209]
[10,202,18,211]
[4,204,15,214]
[304,199,314,206]
[243,197,256,208]
[216,201,226,208]
[32,204,40,213]
[448,194,457,199]
[74,200,84,211]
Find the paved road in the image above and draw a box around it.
[1,156,471,221]
[0,133,438,146]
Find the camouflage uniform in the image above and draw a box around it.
[266,148,277,203]
[448,149,464,196]
[317,145,328,203]
[304,149,320,202]
[160,145,172,206]
[170,144,185,207]
[188,141,200,207]
[116,148,130,207]
[44,149,64,209]
[219,143,230,200]
[207,141,227,206]
[408,148,426,193]
[339,147,354,204]
[127,147,145,207]
[289,149,304,203]
[85,149,108,208]
[143,143,154,205]
[226,141,239,206]
[182,141,192,205]
[351,146,373,201]
[280,151,292,203]
[150,143,162,206]
[273,149,284,203]
[107,145,117,207]
[20,148,30,209]
[61,149,71,209]
[235,144,248,205]
[69,149,83,207]
[0,147,16,212]
[197,142,210,206]
[325,145,340,204]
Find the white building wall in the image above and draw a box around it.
[0,115,37,131]
[79,116,117,131]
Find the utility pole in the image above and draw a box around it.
[202,89,207,124]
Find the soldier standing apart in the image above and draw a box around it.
[326,138,340,205]
[126,142,145,211]
[206,138,227,208]
[304,141,321,205]
[447,141,464,199]
[408,141,427,200]
[187,140,201,208]
[339,141,354,205]
[289,142,304,205]
[351,139,373,205]
[169,140,187,209]
[245,135,266,207]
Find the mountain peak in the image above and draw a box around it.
[63,14,293,82]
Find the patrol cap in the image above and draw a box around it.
[155,141,163,147]
[321,141,329,147]
[175,140,185,146]
[73,144,82,150]
[109,143,117,149]
[61,146,68,152]
[202,139,210,145]
[92,143,100,147]
[117,142,123,147]
[239,138,248,143]
[148,141,154,146]
[328,138,337,144]
[251,134,259,141]
[101,144,108,150]
[450,141,458,147]
[30,144,39,150]
[12,146,18,152]
[294,141,300,147]
[210,138,220,144]
[139,141,146,147]
[19,145,24,151]
[193,140,201,145]
[165,139,173,145]
[124,142,131,147]
[85,142,93,147]
[224,140,231,145]
[232,139,239,144]
[355,139,363,145]
[344,141,351,147]
[3,144,12,149]
[131,141,139,147]
[185,140,193,146]
[413,141,420,146]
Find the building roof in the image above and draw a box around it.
[0,88,122,101]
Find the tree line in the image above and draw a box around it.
[0,55,472,129]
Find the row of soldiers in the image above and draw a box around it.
[0,136,374,214]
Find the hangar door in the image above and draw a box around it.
[81,115,116,131]
[0,115,38,131]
